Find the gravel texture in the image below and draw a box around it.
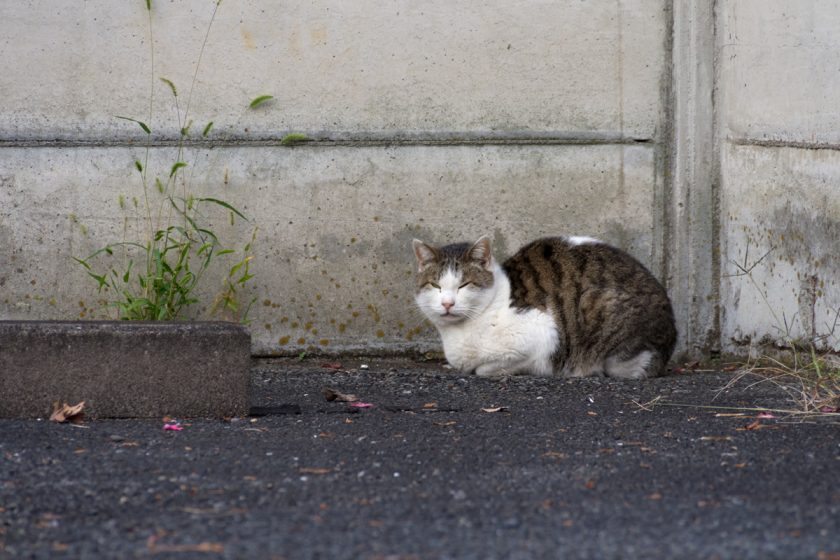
[2,358,839,559]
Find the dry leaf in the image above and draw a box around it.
[584,479,597,490]
[423,402,438,409]
[587,411,598,417]
[435,421,457,427]
[700,435,733,442]
[299,467,333,475]
[648,491,663,500]
[150,542,224,553]
[542,451,568,460]
[322,387,358,403]
[321,362,343,370]
[50,401,85,424]
[481,406,508,413]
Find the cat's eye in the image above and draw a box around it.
[458,282,473,290]
[426,282,441,290]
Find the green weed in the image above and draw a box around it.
[75,0,259,322]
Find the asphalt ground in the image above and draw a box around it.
[2,358,839,559]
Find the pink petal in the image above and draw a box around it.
[756,412,775,419]
[349,402,374,409]
[819,406,839,413]
[163,423,184,431]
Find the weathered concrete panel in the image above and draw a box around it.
[0,0,666,140]
[0,144,659,355]
[720,144,840,353]
[719,1,840,144]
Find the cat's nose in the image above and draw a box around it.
[441,301,454,312]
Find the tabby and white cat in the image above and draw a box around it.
[412,236,676,379]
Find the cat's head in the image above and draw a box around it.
[412,236,497,326]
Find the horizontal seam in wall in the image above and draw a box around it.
[730,137,840,152]
[0,135,656,149]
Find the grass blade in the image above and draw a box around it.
[280,132,308,146]
[196,197,248,220]
[169,161,188,178]
[116,116,151,134]
[249,95,274,109]
[159,77,177,97]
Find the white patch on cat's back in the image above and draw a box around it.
[567,235,601,246]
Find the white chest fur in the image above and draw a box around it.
[434,270,559,377]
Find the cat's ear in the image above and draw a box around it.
[468,236,493,270]
[412,239,439,272]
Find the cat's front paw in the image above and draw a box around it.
[474,363,508,379]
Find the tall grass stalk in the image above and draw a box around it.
[75,0,256,322]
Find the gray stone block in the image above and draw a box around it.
[0,321,251,418]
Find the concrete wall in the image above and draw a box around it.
[717,1,840,353]
[1,0,674,356]
[4,1,835,358]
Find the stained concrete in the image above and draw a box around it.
[4,0,840,360]
[0,321,251,418]
[0,1,666,141]
[0,144,660,356]
[716,1,840,354]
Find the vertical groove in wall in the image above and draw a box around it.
[668,0,720,358]
[709,0,722,353]
[658,0,676,286]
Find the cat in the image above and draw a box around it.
[412,235,677,379]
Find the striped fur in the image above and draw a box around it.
[413,236,677,379]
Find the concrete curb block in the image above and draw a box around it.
[0,321,251,418]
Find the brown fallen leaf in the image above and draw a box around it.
[737,420,778,432]
[299,467,333,475]
[50,401,85,424]
[322,387,358,403]
[150,542,224,553]
[744,420,763,431]
[584,479,597,490]
[648,491,663,500]
[423,402,438,409]
[542,451,568,460]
